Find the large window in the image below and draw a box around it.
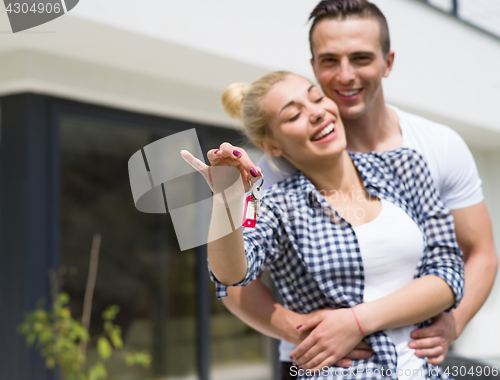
[59,107,272,379]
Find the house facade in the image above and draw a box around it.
[0,1,499,379]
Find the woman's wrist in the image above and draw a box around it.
[351,307,366,338]
[351,302,381,336]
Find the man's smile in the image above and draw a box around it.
[335,88,363,100]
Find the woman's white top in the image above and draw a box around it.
[280,199,426,379]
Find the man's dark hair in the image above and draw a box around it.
[309,0,391,59]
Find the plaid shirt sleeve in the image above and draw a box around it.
[207,191,284,299]
[390,149,465,310]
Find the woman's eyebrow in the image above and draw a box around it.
[279,101,296,115]
[279,85,316,114]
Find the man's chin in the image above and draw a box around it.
[338,104,366,120]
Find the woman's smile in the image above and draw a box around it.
[311,120,337,143]
[261,74,347,165]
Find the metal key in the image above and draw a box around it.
[252,186,263,219]
[242,171,264,227]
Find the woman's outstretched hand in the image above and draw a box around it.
[290,308,368,371]
[180,143,263,285]
[180,142,262,194]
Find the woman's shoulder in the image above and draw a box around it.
[349,147,424,163]
[349,148,430,177]
[264,170,303,193]
[261,170,307,207]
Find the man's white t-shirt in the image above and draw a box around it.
[394,105,483,209]
[254,105,484,363]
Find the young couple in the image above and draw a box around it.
[182,1,497,379]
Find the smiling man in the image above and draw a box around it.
[220,1,498,379]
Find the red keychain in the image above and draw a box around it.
[243,194,258,228]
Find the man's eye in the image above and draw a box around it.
[354,57,371,63]
[289,113,300,122]
[321,58,337,65]
[314,97,324,103]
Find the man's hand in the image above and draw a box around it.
[290,309,371,370]
[409,312,458,365]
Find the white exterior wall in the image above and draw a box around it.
[0,0,499,361]
[1,0,500,139]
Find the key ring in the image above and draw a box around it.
[243,170,264,228]
[248,170,264,190]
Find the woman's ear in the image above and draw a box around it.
[259,140,283,157]
[269,147,283,157]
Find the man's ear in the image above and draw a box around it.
[383,50,395,78]
[310,58,318,81]
[259,140,283,157]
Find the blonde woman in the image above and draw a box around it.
[182,71,463,380]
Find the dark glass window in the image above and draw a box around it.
[59,113,272,379]
[60,115,198,377]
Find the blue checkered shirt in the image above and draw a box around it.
[209,148,464,380]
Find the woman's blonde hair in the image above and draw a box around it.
[221,71,293,173]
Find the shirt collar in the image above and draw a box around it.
[349,151,386,190]
[291,152,386,208]
[294,170,331,209]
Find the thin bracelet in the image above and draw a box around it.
[351,307,366,338]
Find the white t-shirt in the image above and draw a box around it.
[355,199,426,380]
[257,105,484,210]
[394,105,483,209]
[254,106,483,364]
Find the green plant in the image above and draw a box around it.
[19,294,151,380]
[18,234,152,380]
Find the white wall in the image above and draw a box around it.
[1,0,499,142]
[67,0,500,135]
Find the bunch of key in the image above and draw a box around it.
[243,171,264,228]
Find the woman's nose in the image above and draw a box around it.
[310,106,325,124]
